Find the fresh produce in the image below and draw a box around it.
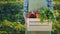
[39,7,56,23]
[39,8,58,33]
[35,10,39,18]
[29,11,36,18]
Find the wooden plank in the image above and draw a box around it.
[26,18,52,31]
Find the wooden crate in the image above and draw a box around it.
[26,18,52,31]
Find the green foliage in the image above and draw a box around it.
[0,0,18,1]
[0,3,25,23]
[56,11,60,22]
[0,3,21,22]
[55,10,60,34]
[54,4,60,10]
[0,0,25,34]
[39,8,57,33]
[39,8,56,23]
[0,20,25,34]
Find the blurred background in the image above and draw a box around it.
[0,0,60,34]
[52,0,60,34]
[0,0,25,34]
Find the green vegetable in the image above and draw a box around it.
[39,7,56,23]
